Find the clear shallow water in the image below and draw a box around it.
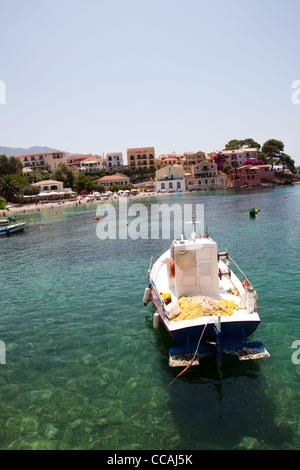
[0,185,299,450]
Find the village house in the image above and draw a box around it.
[79,155,103,173]
[66,154,93,168]
[220,148,259,168]
[157,154,180,166]
[178,151,206,167]
[106,152,124,169]
[16,151,67,172]
[155,165,185,193]
[127,147,156,170]
[185,161,227,190]
[227,164,275,187]
[23,180,75,204]
[95,174,130,189]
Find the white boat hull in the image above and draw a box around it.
[0,222,27,236]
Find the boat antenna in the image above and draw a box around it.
[186,216,201,240]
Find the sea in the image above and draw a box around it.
[0,184,299,451]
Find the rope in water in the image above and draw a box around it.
[85,320,209,450]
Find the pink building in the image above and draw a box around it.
[228,165,275,187]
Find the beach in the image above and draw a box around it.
[1,191,181,216]
[3,197,97,216]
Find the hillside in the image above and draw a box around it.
[0,146,71,157]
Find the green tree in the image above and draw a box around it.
[73,172,87,193]
[0,197,6,209]
[51,163,76,189]
[85,175,96,192]
[110,183,120,192]
[96,184,106,193]
[73,172,96,193]
[0,155,23,176]
[261,139,284,168]
[224,140,242,150]
[225,138,261,151]
[0,174,23,202]
[278,154,296,173]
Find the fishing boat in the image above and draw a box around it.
[0,221,27,236]
[0,217,16,226]
[0,219,9,226]
[144,218,270,371]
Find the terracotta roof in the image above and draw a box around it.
[67,154,91,160]
[31,180,62,186]
[127,147,154,152]
[81,156,102,163]
[106,152,122,156]
[238,164,270,170]
[16,151,65,158]
[96,174,129,181]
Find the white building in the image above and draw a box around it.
[79,155,103,173]
[106,152,124,169]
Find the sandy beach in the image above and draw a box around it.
[1,191,165,216]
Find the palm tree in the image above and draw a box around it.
[0,174,23,202]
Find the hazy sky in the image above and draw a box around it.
[1,0,300,164]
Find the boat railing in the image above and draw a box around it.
[228,255,252,289]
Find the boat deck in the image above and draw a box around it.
[153,259,248,319]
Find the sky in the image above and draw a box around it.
[1,0,300,164]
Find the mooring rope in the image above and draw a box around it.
[85,320,209,450]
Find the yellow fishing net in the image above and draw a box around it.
[171,296,238,322]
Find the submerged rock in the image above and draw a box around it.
[43,423,60,439]
[81,354,98,366]
[236,436,261,450]
[109,410,125,425]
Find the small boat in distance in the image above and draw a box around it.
[0,217,16,226]
[0,221,27,236]
[144,218,270,372]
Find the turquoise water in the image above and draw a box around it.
[0,185,299,450]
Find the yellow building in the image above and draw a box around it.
[127,147,155,170]
[178,151,206,167]
[185,161,227,190]
[155,165,185,192]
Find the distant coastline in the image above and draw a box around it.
[2,179,298,217]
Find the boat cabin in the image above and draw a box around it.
[170,238,219,298]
